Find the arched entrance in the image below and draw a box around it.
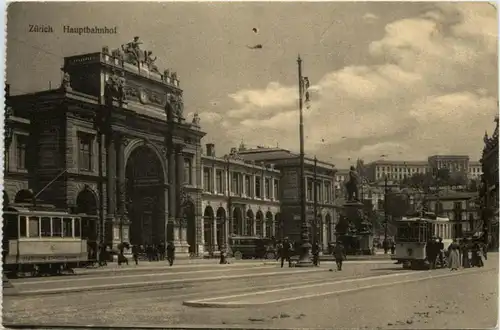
[76,187,99,258]
[204,206,215,251]
[184,201,196,254]
[126,145,166,246]
[216,207,226,248]
[265,211,273,238]
[275,213,281,239]
[246,209,254,236]
[326,213,333,243]
[256,210,263,237]
[14,189,34,203]
[232,207,242,235]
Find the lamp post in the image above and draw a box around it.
[313,156,318,245]
[384,175,389,244]
[296,55,313,267]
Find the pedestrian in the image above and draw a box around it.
[462,240,471,268]
[280,238,292,268]
[158,242,166,261]
[437,237,445,268]
[426,237,438,269]
[275,241,282,261]
[166,241,176,266]
[390,241,396,255]
[312,241,320,267]
[448,243,460,271]
[132,244,139,265]
[219,245,228,264]
[333,243,346,271]
[383,239,389,254]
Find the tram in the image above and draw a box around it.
[393,212,453,269]
[2,203,89,276]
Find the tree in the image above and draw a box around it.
[469,179,479,192]
[449,171,468,188]
[436,168,451,186]
[386,192,410,218]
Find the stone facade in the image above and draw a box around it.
[480,116,499,250]
[4,37,206,257]
[235,146,337,250]
[200,145,281,255]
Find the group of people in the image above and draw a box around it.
[274,238,347,271]
[447,238,487,271]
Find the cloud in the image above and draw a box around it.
[363,12,379,22]
[204,3,497,167]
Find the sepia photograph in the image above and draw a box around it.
[2,1,499,329]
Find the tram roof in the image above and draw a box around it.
[4,203,80,216]
[400,216,450,222]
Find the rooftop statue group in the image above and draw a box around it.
[103,37,178,82]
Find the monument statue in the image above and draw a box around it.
[192,113,200,127]
[144,51,159,73]
[111,48,124,60]
[168,93,184,120]
[105,70,126,101]
[60,70,71,91]
[171,71,178,80]
[121,36,144,65]
[345,165,360,202]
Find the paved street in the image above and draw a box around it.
[4,257,498,329]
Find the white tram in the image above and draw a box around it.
[393,212,453,269]
[2,203,88,276]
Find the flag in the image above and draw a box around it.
[303,77,311,108]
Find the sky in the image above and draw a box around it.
[6,2,498,168]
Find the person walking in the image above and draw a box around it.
[280,238,292,268]
[437,237,445,268]
[312,241,320,267]
[333,242,346,271]
[131,244,140,265]
[448,243,460,271]
[166,241,176,266]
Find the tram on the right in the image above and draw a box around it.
[392,212,453,269]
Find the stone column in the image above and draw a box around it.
[212,165,217,194]
[252,218,257,236]
[175,146,189,255]
[212,218,217,251]
[262,219,267,238]
[106,133,116,246]
[115,134,130,246]
[168,147,177,242]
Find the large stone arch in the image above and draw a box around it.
[246,209,254,236]
[255,210,264,237]
[232,206,243,236]
[76,186,99,250]
[275,212,282,239]
[75,186,98,215]
[14,189,34,203]
[265,211,273,238]
[216,207,226,247]
[124,138,168,181]
[203,205,215,250]
[126,143,166,246]
[325,213,333,243]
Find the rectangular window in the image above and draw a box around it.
[216,170,223,193]
[307,178,313,201]
[74,218,81,237]
[232,172,239,195]
[16,135,28,170]
[78,133,93,171]
[245,175,251,197]
[28,216,39,237]
[19,216,27,237]
[325,182,332,202]
[203,167,211,192]
[255,177,262,198]
[184,158,192,185]
[315,181,321,202]
[63,218,73,237]
[41,217,51,237]
[265,178,271,199]
[52,217,62,237]
[274,180,279,200]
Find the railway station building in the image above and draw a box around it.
[4,37,283,258]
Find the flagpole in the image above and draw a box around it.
[296,55,313,267]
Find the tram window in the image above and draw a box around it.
[52,217,62,237]
[41,217,51,237]
[74,218,81,237]
[63,218,73,237]
[28,216,40,237]
[19,216,27,237]
[4,214,19,239]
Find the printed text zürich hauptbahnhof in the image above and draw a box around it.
[29,24,118,35]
